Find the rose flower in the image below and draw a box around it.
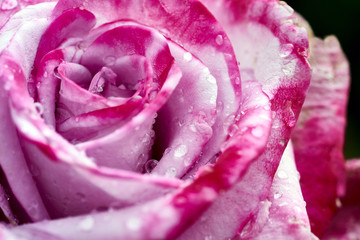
[0,0,355,239]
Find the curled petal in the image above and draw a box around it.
[239,141,317,240]
[323,159,360,240]
[292,36,350,237]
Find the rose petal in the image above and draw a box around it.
[151,40,217,177]
[0,2,54,77]
[291,36,350,237]
[76,63,181,170]
[238,141,317,240]
[179,0,311,238]
[341,159,360,206]
[4,55,182,219]
[54,0,242,173]
[32,7,96,73]
[323,159,360,240]
[178,80,272,239]
[0,56,49,222]
[5,80,270,239]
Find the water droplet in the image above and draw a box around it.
[277,170,288,179]
[164,147,172,155]
[216,101,224,113]
[274,192,283,199]
[1,0,18,10]
[228,124,239,137]
[4,81,11,90]
[144,159,158,173]
[74,117,80,123]
[235,77,241,85]
[43,71,48,78]
[34,102,44,115]
[251,126,263,138]
[75,192,86,202]
[183,52,192,62]
[285,107,296,127]
[126,217,142,230]
[79,5,85,10]
[279,43,294,58]
[174,144,188,157]
[97,86,104,93]
[78,216,95,231]
[178,119,185,127]
[165,167,177,177]
[104,56,116,66]
[215,34,224,45]
[184,157,192,167]
[149,90,157,101]
[335,198,342,208]
[36,82,41,89]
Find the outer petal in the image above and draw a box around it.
[151,40,217,177]
[0,56,49,223]
[239,141,317,240]
[291,36,350,237]
[323,159,360,240]
[181,1,311,238]
[4,80,271,240]
[178,80,272,239]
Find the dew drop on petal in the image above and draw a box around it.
[215,34,224,45]
[174,144,187,157]
[126,217,142,231]
[78,216,95,231]
[279,43,294,58]
[274,192,283,199]
[165,167,177,178]
[1,0,18,10]
[251,126,263,138]
[144,159,158,173]
[104,56,116,66]
[183,52,192,62]
[34,102,44,115]
[277,170,288,179]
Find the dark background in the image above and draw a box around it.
[287,0,360,159]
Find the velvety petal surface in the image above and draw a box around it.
[179,0,311,238]
[292,36,350,237]
[3,53,183,220]
[151,40,217,178]
[53,0,242,172]
[5,80,271,240]
[239,141,317,240]
[178,80,272,239]
[323,159,360,240]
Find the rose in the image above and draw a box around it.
[0,0,353,240]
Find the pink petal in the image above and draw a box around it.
[341,159,360,206]
[32,7,96,73]
[292,36,350,237]
[179,0,311,238]
[323,159,360,240]
[54,0,242,173]
[0,56,49,222]
[5,81,270,239]
[4,55,182,219]
[178,80,272,239]
[151,40,217,177]
[238,141,317,240]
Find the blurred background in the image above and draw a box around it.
[287,0,360,159]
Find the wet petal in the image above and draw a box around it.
[0,56,49,222]
[292,36,350,237]
[239,142,317,240]
[179,1,311,238]
[151,40,217,177]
